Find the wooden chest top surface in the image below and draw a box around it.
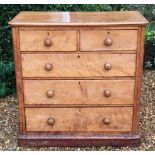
[9,11,148,26]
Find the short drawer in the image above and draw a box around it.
[24,80,135,105]
[25,107,133,132]
[80,30,137,51]
[19,30,77,51]
[21,53,136,77]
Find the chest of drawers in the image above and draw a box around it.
[9,11,148,147]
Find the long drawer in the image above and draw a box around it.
[25,107,133,132]
[21,53,136,77]
[24,80,135,105]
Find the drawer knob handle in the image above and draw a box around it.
[47,118,55,126]
[104,63,112,70]
[104,38,112,46]
[45,63,53,71]
[103,118,111,125]
[44,38,52,47]
[104,90,111,97]
[46,90,54,98]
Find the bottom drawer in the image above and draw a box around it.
[25,107,133,132]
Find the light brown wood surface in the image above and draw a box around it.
[25,107,133,132]
[9,11,148,26]
[12,28,26,133]
[20,30,77,51]
[21,53,136,77]
[19,26,139,30]
[24,80,135,105]
[80,30,137,51]
[133,27,145,133]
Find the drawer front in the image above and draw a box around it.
[19,30,77,51]
[80,30,137,51]
[25,107,133,132]
[21,53,136,77]
[24,80,135,105]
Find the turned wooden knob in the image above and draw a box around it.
[44,63,53,71]
[104,38,112,46]
[103,118,111,125]
[104,90,111,97]
[104,63,112,70]
[46,90,54,98]
[47,118,55,126]
[44,38,52,47]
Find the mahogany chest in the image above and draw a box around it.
[9,11,148,146]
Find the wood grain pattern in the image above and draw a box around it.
[133,27,145,134]
[19,30,77,51]
[23,80,135,105]
[21,53,136,77]
[25,107,133,132]
[8,11,148,26]
[80,30,138,51]
[12,28,26,133]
